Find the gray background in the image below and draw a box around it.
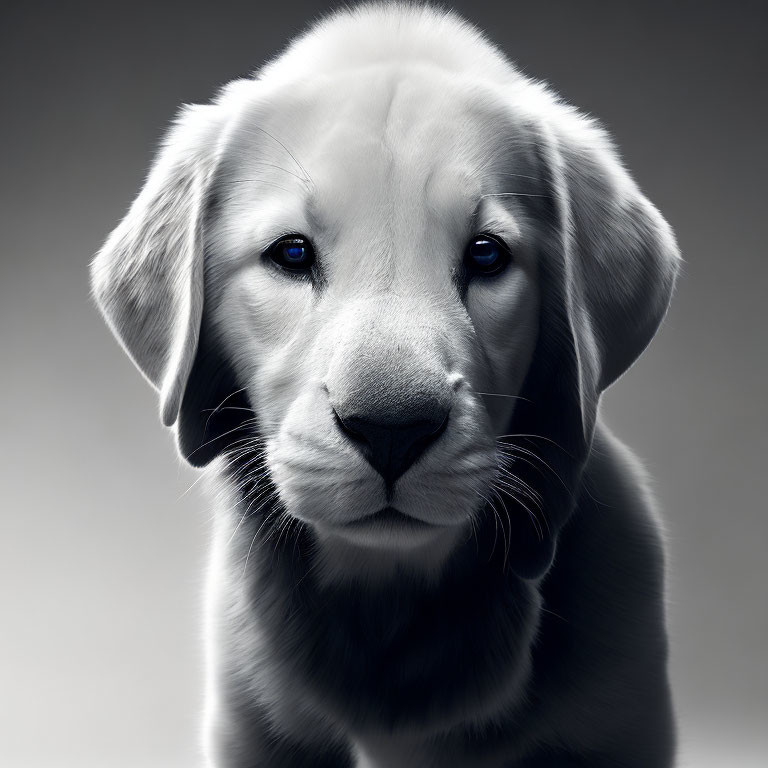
[1,1,766,766]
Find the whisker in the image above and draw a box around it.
[476,392,533,402]
[230,160,312,182]
[489,484,511,569]
[472,488,499,562]
[202,387,249,435]
[494,172,543,183]
[201,406,255,414]
[496,442,572,495]
[495,433,573,457]
[495,471,543,511]
[177,470,209,500]
[224,179,296,194]
[540,606,570,625]
[479,192,547,199]
[501,486,545,541]
[186,421,259,460]
[241,502,281,578]
[246,124,314,185]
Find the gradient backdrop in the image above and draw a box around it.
[1,1,766,766]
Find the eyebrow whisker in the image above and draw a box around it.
[476,392,533,402]
[247,124,314,186]
[479,192,547,199]
[242,161,311,182]
[226,178,299,190]
[495,172,543,182]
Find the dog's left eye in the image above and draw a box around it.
[266,235,316,272]
[464,234,511,276]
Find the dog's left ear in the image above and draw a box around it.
[506,110,681,579]
[549,116,681,400]
[90,82,252,466]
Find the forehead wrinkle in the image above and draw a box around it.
[379,73,402,168]
[304,190,325,237]
[298,78,408,245]
[424,165,480,239]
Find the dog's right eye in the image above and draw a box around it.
[464,234,512,276]
[265,235,316,273]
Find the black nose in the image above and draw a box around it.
[334,408,449,486]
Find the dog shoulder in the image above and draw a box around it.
[545,417,670,644]
[528,420,674,760]
[583,419,669,567]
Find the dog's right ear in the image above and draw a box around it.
[90,82,251,464]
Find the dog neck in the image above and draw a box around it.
[214,454,542,733]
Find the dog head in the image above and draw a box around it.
[91,7,679,578]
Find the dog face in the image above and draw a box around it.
[204,66,541,548]
[91,7,679,575]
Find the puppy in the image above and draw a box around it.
[91,5,680,766]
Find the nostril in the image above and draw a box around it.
[332,405,450,486]
[332,408,366,443]
[417,409,450,443]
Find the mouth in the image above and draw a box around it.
[342,506,439,531]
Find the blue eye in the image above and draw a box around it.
[266,235,316,273]
[465,234,511,275]
[284,244,306,262]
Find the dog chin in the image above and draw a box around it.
[309,505,473,584]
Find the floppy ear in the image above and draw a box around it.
[91,103,220,426]
[550,116,681,396]
[91,93,251,466]
[504,111,680,579]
